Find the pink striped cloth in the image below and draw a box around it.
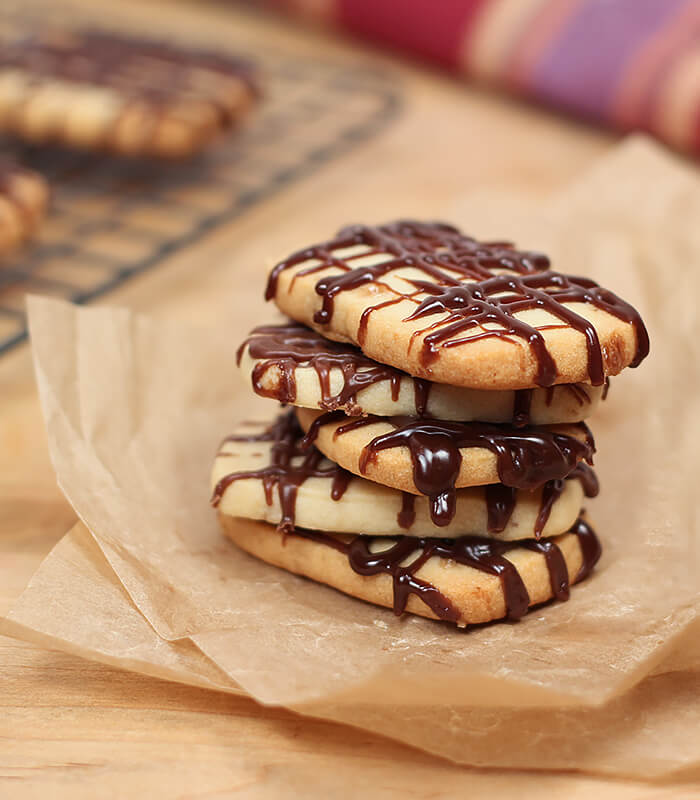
[260,0,700,155]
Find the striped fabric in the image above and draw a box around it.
[261,0,700,155]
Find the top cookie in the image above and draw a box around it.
[266,220,649,390]
[0,30,258,158]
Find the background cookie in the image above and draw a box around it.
[211,414,596,539]
[0,30,258,158]
[219,514,601,626]
[266,220,649,389]
[0,162,48,252]
[238,322,606,423]
[296,407,595,527]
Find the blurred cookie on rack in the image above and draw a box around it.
[0,30,259,159]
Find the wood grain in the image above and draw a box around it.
[4,0,691,797]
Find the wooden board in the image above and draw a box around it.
[4,1,692,797]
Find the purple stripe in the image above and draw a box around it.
[525,0,688,119]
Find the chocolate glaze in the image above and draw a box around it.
[214,411,597,536]
[288,517,602,622]
[265,221,649,386]
[237,322,432,415]
[301,411,595,527]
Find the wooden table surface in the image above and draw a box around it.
[2,2,697,797]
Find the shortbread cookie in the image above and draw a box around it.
[266,220,649,389]
[238,322,607,423]
[0,30,258,158]
[296,407,595,526]
[0,162,48,251]
[211,412,597,539]
[219,514,602,626]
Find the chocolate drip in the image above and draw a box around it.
[514,383,597,427]
[520,538,571,601]
[265,221,649,386]
[571,462,600,498]
[303,412,595,528]
[397,492,417,529]
[288,517,602,623]
[211,411,353,534]
[238,323,432,414]
[572,517,603,581]
[488,462,598,538]
[485,484,518,533]
[413,379,431,416]
[532,463,598,539]
[512,389,533,427]
[330,469,352,501]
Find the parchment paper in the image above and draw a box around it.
[3,136,700,778]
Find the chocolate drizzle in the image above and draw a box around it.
[266,221,649,386]
[211,411,353,535]
[487,463,597,538]
[512,389,533,427]
[237,322,432,414]
[288,517,602,622]
[214,411,597,537]
[514,383,595,427]
[301,411,595,528]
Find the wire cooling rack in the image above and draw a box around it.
[0,14,401,355]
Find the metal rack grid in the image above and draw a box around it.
[0,18,401,355]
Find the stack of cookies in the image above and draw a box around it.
[211,221,649,627]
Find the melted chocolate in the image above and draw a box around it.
[512,389,533,428]
[211,411,353,534]
[237,322,432,415]
[288,517,602,623]
[302,412,595,527]
[213,412,596,537]
[266,221,649,386]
